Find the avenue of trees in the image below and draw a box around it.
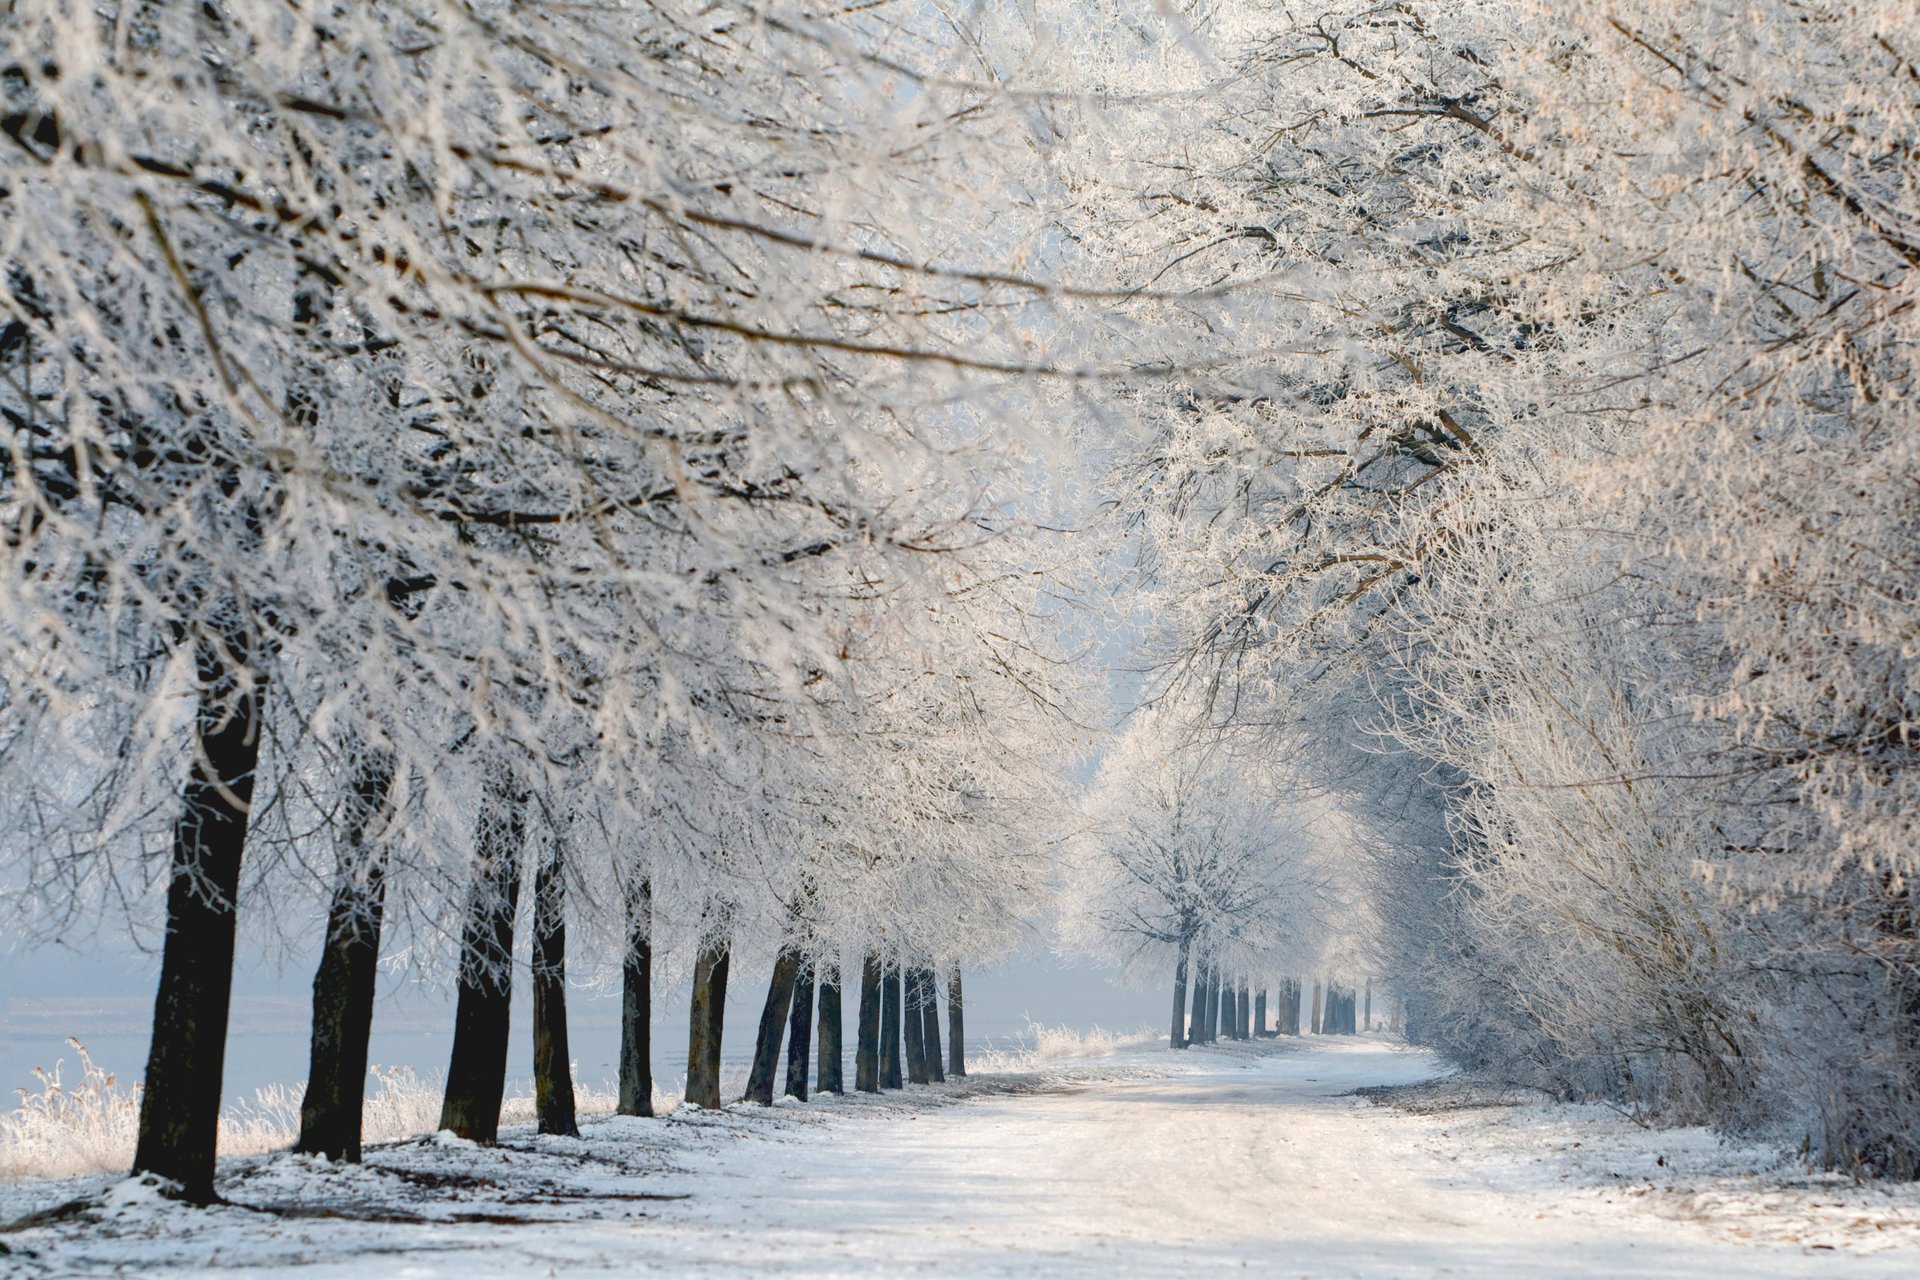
[0,0,1092,1203]
[5,0,1920,1200]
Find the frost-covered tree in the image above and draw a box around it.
[1060,707,1326,1048]
[0,0,1103,1195]
[1073,0,1920,1175]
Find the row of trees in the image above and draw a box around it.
[1176,974,1370,1045]
[0,1,1098,1203]
[1056,702,1373,1045]
[1069,0,1920,1176]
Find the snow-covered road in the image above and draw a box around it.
[5,1039,1916,1277]
[618,1040,1913,1279]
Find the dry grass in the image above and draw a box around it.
[969,1020,1161,1072]
[0,1040,622,1180]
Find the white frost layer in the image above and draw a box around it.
[1,1039,1915,1277]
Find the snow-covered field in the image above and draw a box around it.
[2,1038,1916,1278]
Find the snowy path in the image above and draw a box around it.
[615,1041,1913,1279]
[5,1039,1916,1277]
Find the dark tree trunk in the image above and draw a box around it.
[855,951,882,1093]
[295,752,394,1163]
[132,635,265,1203]
[946,966,966,1078]
[1203,964,1219,1042]
[1190,961,1210,1044]
[1238,981,1252,1040]
[816,960,844,1094]
[1364,977,1373,1032]
[744,946,802,1105]
[919,968,945,1083]
[903,964,929,1085]
[1219,976,1236,1041]
[1254,988,1268,1038]
[1310,978,1324,1034]
[617,878,653,1117]
[1170,941,1190,1048]
[531,842,578,1137]
[437,775,527,1143]
[785,962,814,1101]
[881,958,904,1089]
[684,934,731,1110]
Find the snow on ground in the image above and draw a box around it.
[2,1037,1917,1278]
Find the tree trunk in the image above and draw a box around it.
[816,960,844,1094]
[131,635,265,1203]
[531,841,578,1137]
[919,968,945,1083]
[437,773,527,1143]
[785,961,814,1101]
[1310,978,1324,1035]
[1170,940,1190,1049]
[684,934,731,1110]
[946,966,966,1078]
[1254,988,1268,1039]
[295,751,393,1163]
[1239,981,1252,1040]
[1190,959,1205,1043]
[855,951,882,1093]
[881,958,904,1089]
[617,878,653,1117]
[1363,978,1373,1032]
[903,965,929,1085]
[744,946,802,1105]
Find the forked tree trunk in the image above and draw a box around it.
[919,968,944,1083]
[531,842,578,1137]
[295,751,393,1163]
[132,634,265,1203]
[855,951,882,1093]
[785,962,814,1101]
[946,966,966,1078]
[617,877,653,1117]
[684,935,731,1110]
[903,965,929,1085]
[881,959,904,1089]
[744,946,802,1105]
[437,773,527,1143]
[816,960,844,1094]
